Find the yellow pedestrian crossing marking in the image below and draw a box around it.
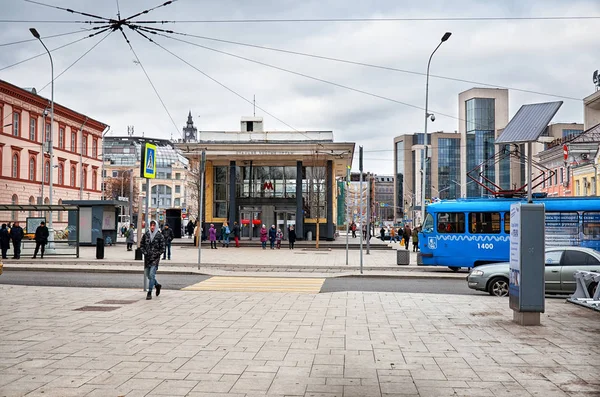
[182,276,325,293]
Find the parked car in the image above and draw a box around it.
[467,247,600,297]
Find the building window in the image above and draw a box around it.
[175,173,181,180]
[92,170,97,190]
[174,198,181,207]
[13,113,20,136]
[70,166,76,187]
[554,170,558,186]
[29,157,35,181]
[44,161,50,183]
[71,132,76,152]
[11,194,18,221]
[560,168,564,184]
[82,135,87,156]
[92,139,97,158]
[58,199,63,222]
[29,196,35,217]
[213,166,228,218]
[58,163,64,185]
[83,169,87,189]
[576,180,580,196]
[30,117,37,141]
[175,185,181,194]
[45,123,51,143]
[112,171,118,177]
[592,177,597,196]
[59,128,64,149]
[12,153,19,178]
[549,173,552,186]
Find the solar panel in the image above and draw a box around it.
[495,101,563,144]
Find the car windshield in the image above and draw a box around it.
[422,213,434,233]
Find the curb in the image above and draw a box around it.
[1,265,467,280]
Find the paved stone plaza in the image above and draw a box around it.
[1,284,599,396]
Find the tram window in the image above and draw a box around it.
[469,212,501,234]
[583,212,600,237]
[504,212,510,234]
[423,213,434,233]
[437,212,465,234]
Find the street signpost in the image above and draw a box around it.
[139,142,157,290]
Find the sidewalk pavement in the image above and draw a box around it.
[1,284,599,396]
[2,241,465,279]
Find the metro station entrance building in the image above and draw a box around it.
[176,118,354,241]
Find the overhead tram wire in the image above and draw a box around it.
[141,28,580,102]
[117,25,182,141]
[131,15,600,24]
[0,27,112,72]
[38,30,114,93]
[131,26,316,142]
[22,0,113,22]
[138,28,529,132]
[122,0,178,23]
[0,27,98,47]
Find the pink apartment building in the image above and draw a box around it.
[0,79,108,227]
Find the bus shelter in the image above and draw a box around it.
[0,204,80,258]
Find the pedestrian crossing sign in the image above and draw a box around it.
[141,142,157,179]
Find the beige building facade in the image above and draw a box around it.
[0,79,107,227]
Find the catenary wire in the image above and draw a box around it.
[117,26,182,141]
[0,27,98,47]
[140,27,580,102]
[131,16,600,23]
[131,27,314,141]
[38,29,113,93]
[123,0,177,22]
[22,0,113,22]
[0,28,111,72]
[138,28,495,130]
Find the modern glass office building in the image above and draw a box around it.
[459,88,509,198]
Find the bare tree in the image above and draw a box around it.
[104,172,139,210]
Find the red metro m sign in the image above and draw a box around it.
[263,181,274,190]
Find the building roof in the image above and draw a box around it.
[104,136,189,168]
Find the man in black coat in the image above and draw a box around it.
[9,222,24,259]
[33,221,50,259]
[0,224,10,259]
[161,224,174,260]
[141,220,166,300]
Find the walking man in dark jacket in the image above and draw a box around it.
[0,224,10,259]
[141,220,166,300]
[161,224,174,260]
[32,221,49,259]
[9,222,24,259]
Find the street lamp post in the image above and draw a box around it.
[30,28,55,243]
[421,32,451,223]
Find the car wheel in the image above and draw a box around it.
[448,266,460,272]
[588,282,598,298]
[488,277,509,297]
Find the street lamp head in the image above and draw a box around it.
[29,28,40,39]
[441,32,452,42]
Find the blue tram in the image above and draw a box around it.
[418,197,600,270]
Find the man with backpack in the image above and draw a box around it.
[221,222,231,248]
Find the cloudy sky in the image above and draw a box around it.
[1,0,599,175]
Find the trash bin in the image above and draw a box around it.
[96,238,104,259]
[307,231,313,241]
[397,250,409,266]
[135,247,143,261]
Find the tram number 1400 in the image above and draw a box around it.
[477,243,494,250]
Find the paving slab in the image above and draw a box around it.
[0,285,599,396]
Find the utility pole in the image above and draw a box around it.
[359,146,364,274]
[366,173,371,255]
[345,165,350,266]
[197,150,206,269]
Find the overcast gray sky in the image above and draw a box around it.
[1,0,599,175]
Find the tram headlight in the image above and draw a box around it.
[470,270,484,277]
